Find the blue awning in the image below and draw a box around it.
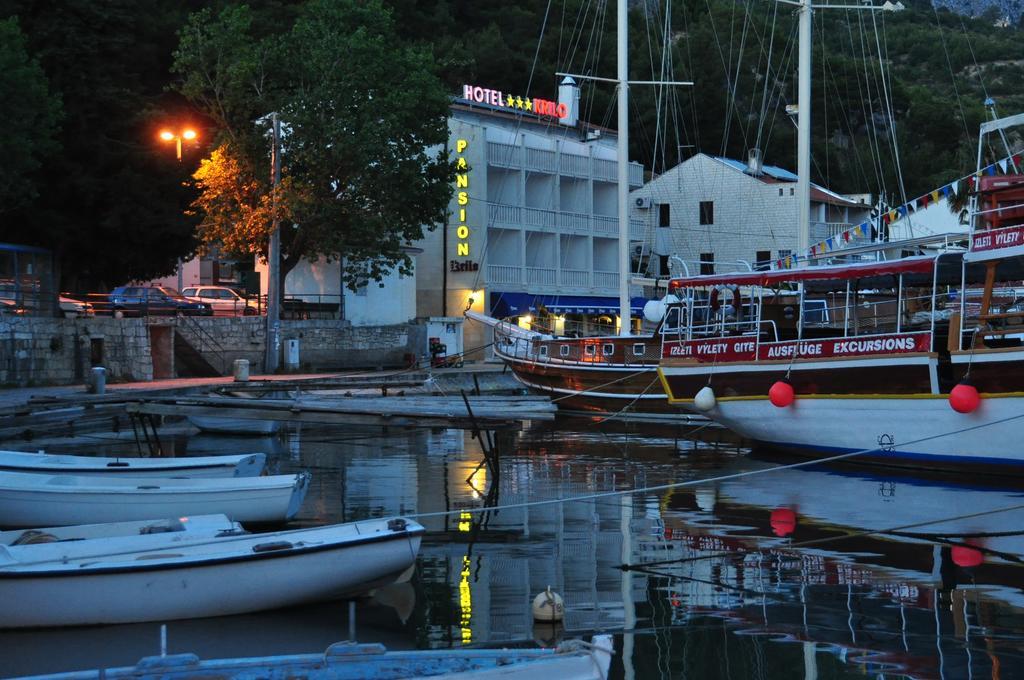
[490,292,647,318]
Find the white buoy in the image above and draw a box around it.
[532,586,564,622]
[693,385,717,412]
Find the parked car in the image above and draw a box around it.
[108,286,213,317]
[59,295,94,318]
[181,286,258,316]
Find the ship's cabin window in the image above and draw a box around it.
[560,344,570,357]
[602,343,615,356]
[585,345,596,357]
[660,306,681,333]
[538,345,548,358]
[803,299,830,326]
[633,343,645,356]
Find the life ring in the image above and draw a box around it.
[709,285,742,322]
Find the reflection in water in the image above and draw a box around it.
[3,421,1024,678]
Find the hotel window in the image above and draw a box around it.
[560,344,570,357]
[700,252,715,275]
[778,249,793,261]
[658,204,670,227]
[756,250,771,271]
[603,343,615,356]
[699,201,714,225]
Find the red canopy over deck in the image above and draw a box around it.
[668,256,938,290]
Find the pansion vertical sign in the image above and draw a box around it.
[451,139,479,273]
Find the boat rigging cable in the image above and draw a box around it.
[407,407,1024,521]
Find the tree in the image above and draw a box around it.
[173,0,454,289]
[0,0,202,292]
[0,17,61,213]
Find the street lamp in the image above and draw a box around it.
[158,128,198,161]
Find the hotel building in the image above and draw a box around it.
[415,80,646,359]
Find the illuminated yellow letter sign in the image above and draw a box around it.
[454,139,471,259]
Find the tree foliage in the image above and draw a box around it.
[0,0,202,291]
[173,0,454,288]
[0,17,61,213]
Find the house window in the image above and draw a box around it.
[633,343,645,357]
[658,203,670,227]
[699,201,714,225]
[779,188,783,196]
[585,345,596,357]
[778,249,793,262]
[789,187,795,196]
[700,252,715,275]
[602,343,615,356]
[538,345,548,358]
[756,250,771,271]
[560,344,570,357]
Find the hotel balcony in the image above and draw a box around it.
[486,142,643,187]
[488,202,644,239]
[485,264,620,295]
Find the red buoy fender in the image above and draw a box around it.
[769,380,795,407]
[951,545,984,568]
[949,382,981,414]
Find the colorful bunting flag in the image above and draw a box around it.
[987,165,997,176]
[931,190,941,203]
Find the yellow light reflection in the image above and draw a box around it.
[159,130,174,141]
[457,509,472,533]
[467,465,487,500]
[182,129,197,140]
[459,555,473,644]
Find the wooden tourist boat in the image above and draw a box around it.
[0,516,424,628]
[0,470,310,527]
[468,308,684,420]
[0,449,266,478]
[659,114,1024,470]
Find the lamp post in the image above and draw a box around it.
[159,127,198,291]
[159,128,198,162]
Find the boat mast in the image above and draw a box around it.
[617,0,631,333]
[787,0,904,265]
[796,0,812,261]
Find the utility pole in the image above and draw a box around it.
[265,113,282,374]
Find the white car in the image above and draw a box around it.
[182,286,259,316]
[59,296,94,318]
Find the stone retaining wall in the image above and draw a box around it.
[0,317,153,387]
[0,316,425,386]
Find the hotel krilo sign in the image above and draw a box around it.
[461,84,569,121]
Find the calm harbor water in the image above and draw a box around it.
[3,418,1024,678]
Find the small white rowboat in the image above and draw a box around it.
[0,471,309,527]
[0,450,266,478]
[189,416,282,435]
[0,514,243,547]
[17,635,612,678]
[0,516,424,628]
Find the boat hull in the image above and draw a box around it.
[189,416,282,435]
[0,472,309,527]
[0,522,422,628]
[0,451,266,478]
[498,351,689,419]
[22,635,612,679]
[706,394,1024,472]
